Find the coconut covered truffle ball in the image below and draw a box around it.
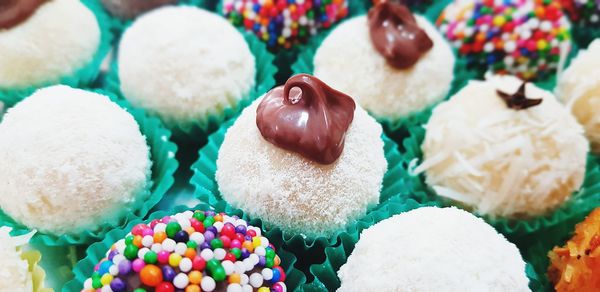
[314,2,454,120]
[414,75,588,218]
[0,85,151,235]
[216,75,387,237]
[101,0,177,20]
[0,227,37,291]
[0,0,101,89]
[118,6,256,128]
[556,39,600,152]
[338,207,530,291]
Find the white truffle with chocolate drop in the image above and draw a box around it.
[556,39,600,152]
[215,77,387,237]
[338,207,530,291]
[414,75,588,218]
[0,85,151,235]
[0,0,101,89]
[313,3,454,120]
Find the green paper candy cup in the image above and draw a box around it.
[104,29,277,139]
[0,0,113,108]
[63,204,306,292]
[302,197,542,291]
[401,124,600,248]
[291,1,473,137]
[189,114,425,267]
[0,89,178,246]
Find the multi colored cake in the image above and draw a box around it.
[222,0,349,49]
[548,207,600,291]
[0,0,102,90]
[437,0,572,80]
[81,210,287,292]
[0,85,151,236]
[337,207,530,290]
[313,1,455,121]
[216,74,387,238]
[413,75,588,218]
[556,39,600,153]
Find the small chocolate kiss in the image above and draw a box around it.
[496,82,543,110]
[367,1,433,69]
[256,74,356,165]
[0,0,46,30]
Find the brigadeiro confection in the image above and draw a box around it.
[556,39,600,152]
[437,0,572,80]
[412,75,588,218]
[116,6,257,132]
[0,0,104,92]
[0,227,47,292]
[100,0,177,20]
[548,207,600,291]
[216,74,387,238]
[81,209,288,292]
[222,0,349,49]
[313,1,455,121]
[0,85,151,236]
[337,207,530,291]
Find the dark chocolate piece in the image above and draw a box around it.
[496,82,543,110]
[0,0,46,30]
[101,0,177,20]
[256,74,356,165]
[367,1,433,69]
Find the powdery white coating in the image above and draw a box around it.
[414,75,588,218]
[0,228,35,291]
[556,39,600,152]
[338,207,530,292]
[215,97,387,237]
[313,15,455,119]
[118,6,256,127]
[0,0,101,89]
[0,86,151,235]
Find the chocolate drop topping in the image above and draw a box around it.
[496,82,543,110]
[0,0,46,30]
[256,74,356,165]
[101,0,177,20]
[367,1,433,69]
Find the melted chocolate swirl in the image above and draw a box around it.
[367,1,433,69]
[0,0,46,30]
[256,74,356,165]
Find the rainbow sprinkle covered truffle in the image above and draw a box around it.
[437,0,572,80]
[81,210,287,292]
[222,0,349,49]
[560,0,600,24]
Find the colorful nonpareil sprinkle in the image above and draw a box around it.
[81,210,287,292]
[223,0,349,49]
[437,0,572,80]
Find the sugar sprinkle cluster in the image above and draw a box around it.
[223,0,349,49]
[437,0,572,80]
[82,210,287,292]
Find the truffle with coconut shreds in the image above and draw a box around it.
[0,0,100,89]
[118,6,255,128]
[338,207,530,291]
[413,75,588,218]
[215,96,387,238]
[313,12,454,120]
[0,85,151,235]
[556,39,600,153]
[0,227,36,291]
